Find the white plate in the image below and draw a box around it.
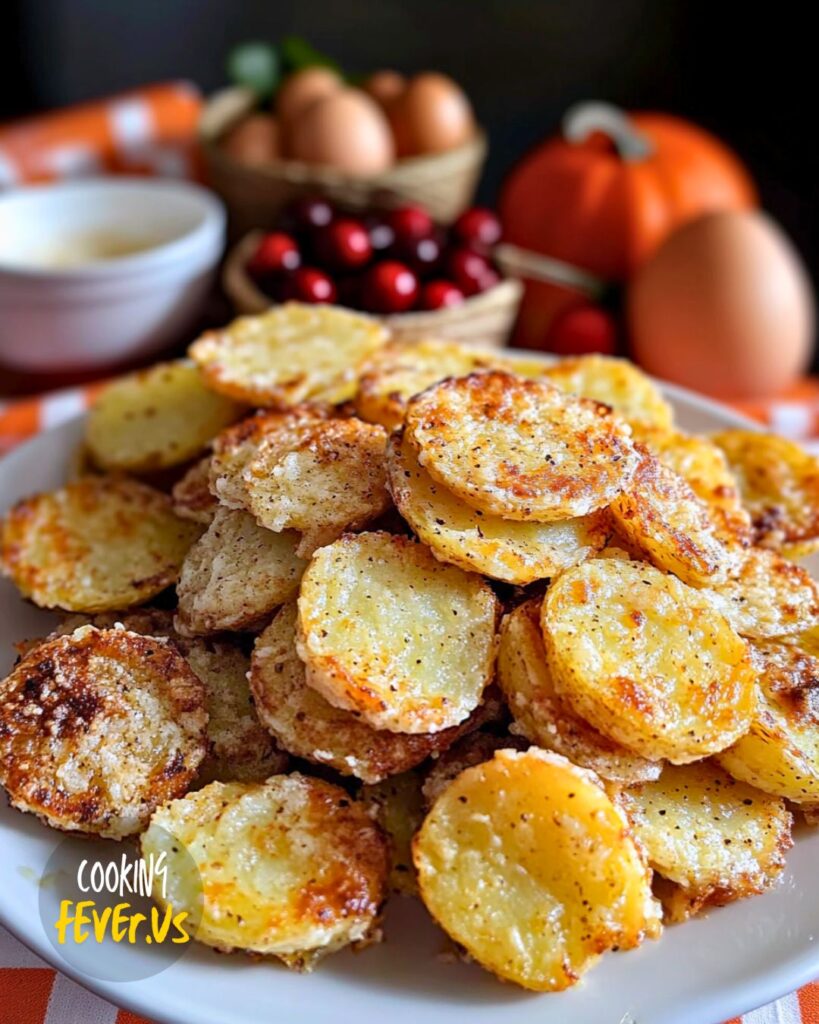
[1,376,817,1024]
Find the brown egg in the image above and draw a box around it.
[290,87,395,176]
[628,211,815,400]
[276,67,342,127]
[220,114,280,166]
[389,72,475,157]
[363,70,407,110]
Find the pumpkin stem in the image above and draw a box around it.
[563,102,653,161]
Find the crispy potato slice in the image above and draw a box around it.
[209,407,328,511]
[543,559,756,763]
[189,303,388,407]
[172,456,218,524]
[183,639,288,785]
[615,762,791,920]
[0,476,200,612]
[544,354,673,431]
[297,532,499,734]
[50,610,286,784]
[713,429,819,555]
[250,602,487,783]
[705,546,819,639]
[387,430,609,583]
[635,428,752,544]
[353,337,512,431]
[175,508,306,635]
[405,372,639,522]
[245,418,391,558]
[421,730,527,808]
[85,360,244,472]
[142,774,389,962]
[610,446,741,585]
[360,771,425,895]
[796,624,819,656]
[716,640,819,802]
[414,749,661,991]
[0,626,207,838]
[498,598,661,783]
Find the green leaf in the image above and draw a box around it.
[227,42,281,100]
[279,35,342,76]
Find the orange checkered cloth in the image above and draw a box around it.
[2,381,819,1024]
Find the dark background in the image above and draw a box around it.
[2,0,816,287]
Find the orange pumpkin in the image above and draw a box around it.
[500,103,757,284]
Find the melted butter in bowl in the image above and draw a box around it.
[28,230,165,269]
[0,178,225,371]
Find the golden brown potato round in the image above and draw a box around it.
[171,456,218,524]
[796,624,819,656]
[635,428,752,545]
[0,626,207,838]
[359,771,425,895]
[85,360,244,472]
[175,508,306,635]
[610,446,741,585]
[387,430,609,584]
[50,610,286,784]
[250,602,487,783]
[209,407,329,511]
[297,532,499,734]
[414,749,661,991]
[497,598,661,783]
[615,761,792,920]
[404,372,639,522]
[188,303,388,407]
[353,337,513,431]
[716,640,819,802]
[142,774,389,963]
[244,418,391,558]
[0,476,200,612]
[713,429,819,555]
[543,354,674,431]
[705,546,819,639]
[543,559,757,763]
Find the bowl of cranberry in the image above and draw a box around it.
[222,197,523,350]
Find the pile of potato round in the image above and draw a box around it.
[2,301,819,990]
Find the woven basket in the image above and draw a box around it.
[200,87,488,238]
[223,231,523,351]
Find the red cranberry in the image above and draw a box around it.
[446,248,499,296]
[285,195,335,232]
[365,217,396,253]
[419,280,465,310]
[399,231,443,276]
[387,205,434,245]
[289,267,337,304]
[547,305,617,356]
[361,261,419,313]
[247,232,301,279]
[453,207,502,250]
[314,218,372,270]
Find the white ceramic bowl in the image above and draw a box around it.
[0,178,226,371]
